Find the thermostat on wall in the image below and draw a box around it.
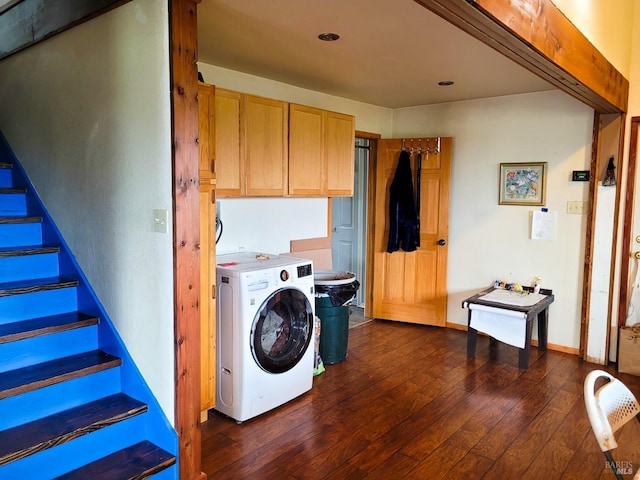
[572,170,590,181]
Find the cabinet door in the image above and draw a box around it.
[289,103,325,196]
[244,95,288,196]
[325,111,355,196]
[199,83,217,414]
[199,185,216,415]
[215,88,244,197]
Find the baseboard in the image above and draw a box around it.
[445,322,579,356]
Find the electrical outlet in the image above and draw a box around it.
[567,201,586,215]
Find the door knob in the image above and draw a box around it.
[437,239,446,246]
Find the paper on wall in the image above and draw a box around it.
[531,210,556,240]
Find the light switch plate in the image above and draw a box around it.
[567,201,586,215]
[153,209,168,233]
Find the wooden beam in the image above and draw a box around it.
[169,0,205,479]
[413,0,629,114]
[0,0,23,15]
[0,0,132,60]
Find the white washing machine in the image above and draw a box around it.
[215,252,315,423]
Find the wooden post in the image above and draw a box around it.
[169,0,205,479]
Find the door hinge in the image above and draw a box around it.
[212,285,216,299]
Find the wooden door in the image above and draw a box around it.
[371,137,451,326]
[215,88,244,197]
[244,94,288,196]
[289,103,325,196]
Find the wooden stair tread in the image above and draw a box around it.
[0,350,122,399]
[0,276,78,297]
[0,393,147,465]
[53,441,175,480]
[0,216,41,224]
[0,245,59,258]
[0,312,98,344]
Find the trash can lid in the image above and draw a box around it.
[314,270,356,286]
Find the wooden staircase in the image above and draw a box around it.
[0,140,177,479]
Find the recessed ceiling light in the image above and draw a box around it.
[318,33,340,42]
[438,81,455,86]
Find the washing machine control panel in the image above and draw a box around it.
[297,264,312,278]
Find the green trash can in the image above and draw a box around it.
[314,270,359,365]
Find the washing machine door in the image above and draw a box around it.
[251,287,313,374]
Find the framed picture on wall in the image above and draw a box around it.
[499,162,547,206]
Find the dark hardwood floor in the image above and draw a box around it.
[201,319,640,479]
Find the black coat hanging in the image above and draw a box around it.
[387,150,419,252]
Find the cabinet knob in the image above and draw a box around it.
[437,239,446,246]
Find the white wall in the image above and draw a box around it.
[0,0,175,420]
[629,4,640,115]
[393,91,594,349]
[198,63,393,257]
[552,0,635,78]
[216,198,329,255]
[629,6,640,232]
[198,64,393,136]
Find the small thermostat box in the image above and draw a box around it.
[572,170,590,181]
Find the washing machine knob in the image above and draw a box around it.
[280,269,289,281]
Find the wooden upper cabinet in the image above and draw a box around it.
[325,110,355,196]
[197,82,215,176]
[244,94,288,196]
[289,104,325,196]
[215,88,244,197]
[214,89,355,198]
[289,104,355,197]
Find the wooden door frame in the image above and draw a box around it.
[620,117,640,329]
[354,130,381,319]
[580,113,627,361]
[170,2,630,479]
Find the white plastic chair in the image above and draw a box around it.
[584,370,640,480]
